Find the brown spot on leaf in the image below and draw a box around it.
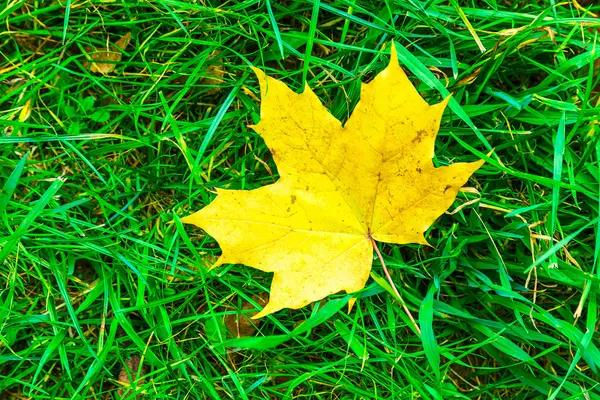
[291,195,296,204]
[412,131,425,144]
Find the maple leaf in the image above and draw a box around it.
[183,42,484,319]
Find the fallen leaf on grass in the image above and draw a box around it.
[83,32,131,74]
[183,42,484,318]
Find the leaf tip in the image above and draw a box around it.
[251,66,270,95]
[420,236,434,248]
[250,66,266,81]
[180,210,204,227]
[251,308,269,320]
[431,94,452,115]
[473,157,486,172]
[212,256,227,270]
[347,297,357,314]
[115,31,131,50]
[251,297,281,319]
[250,313,264,320]
[388,41,399,67]
[303,81,311,93]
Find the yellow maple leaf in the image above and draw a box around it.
[183,42,484,319]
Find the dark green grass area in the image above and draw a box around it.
[1,0,600,398]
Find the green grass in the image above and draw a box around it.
[1,0,600,398]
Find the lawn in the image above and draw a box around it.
[1,0,600,398]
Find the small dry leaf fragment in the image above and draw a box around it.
[117,355,145,399]
[83,32,131,74]
[14,33,38,51]
[18,99,32,122]
[182,42,484,318]
[223,295,267,338]
[202,50,225,94]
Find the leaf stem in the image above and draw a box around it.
[370,238,421,336]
